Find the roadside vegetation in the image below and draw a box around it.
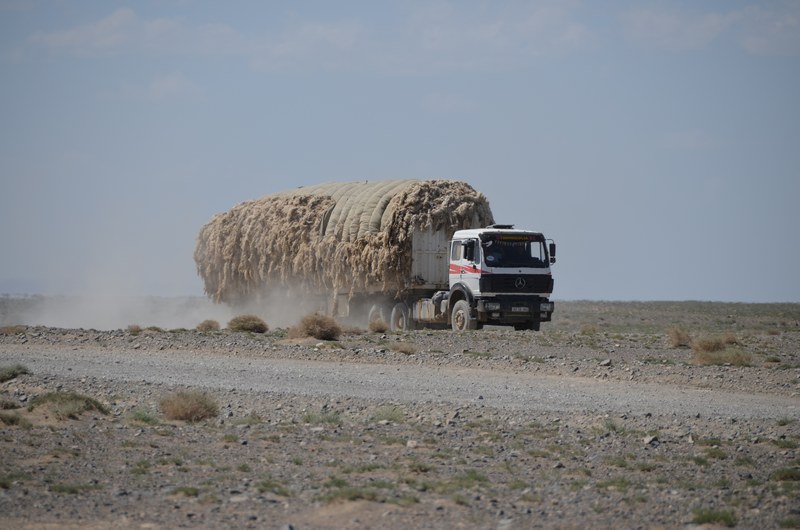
[288,313,342,341]
[227,314,269,333]
[0,363,29,383]
[159,391,218,422]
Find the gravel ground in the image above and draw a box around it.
[1,300,799,529]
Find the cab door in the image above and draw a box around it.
[450,239,481,294]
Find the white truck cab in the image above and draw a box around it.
[447,225,555,331]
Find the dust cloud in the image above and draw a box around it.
[0,291,364,332]
[0,295,233,331]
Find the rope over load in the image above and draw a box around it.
[194,179,494,304]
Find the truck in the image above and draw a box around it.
[367,224,556,331]
[195,179,556,331]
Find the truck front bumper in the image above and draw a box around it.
[476,297,554,324]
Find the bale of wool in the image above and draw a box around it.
[194,179,494,304]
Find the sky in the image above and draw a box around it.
[1,0,799,304]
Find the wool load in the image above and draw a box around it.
[194,179,494,304]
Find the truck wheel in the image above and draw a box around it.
[451,300,477,331]
[368,304,387,327]
[390,303,412,332]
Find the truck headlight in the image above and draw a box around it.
[540,302,554,312]
[485,302,501,311]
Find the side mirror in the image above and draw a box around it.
[548,241,556,264]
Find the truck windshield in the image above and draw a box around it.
[481,234,548,268]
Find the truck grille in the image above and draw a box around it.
[480,274,553,294]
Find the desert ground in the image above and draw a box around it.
[1,299,799,529]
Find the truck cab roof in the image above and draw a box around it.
[453,226,545,240]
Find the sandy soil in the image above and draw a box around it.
[1,300,799,529]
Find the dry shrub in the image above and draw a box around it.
[692,336,725,353]
[369,319,389,333]
[196,319,220,332]
[692,348,753,367]
[289,313,342,341]
[194,180,494,304]
[228,314,268,333]
[0,325,26,335]
[692,332,739,353]
[127,324,142,335]
[668,326,692,348]
[160,391,218,422]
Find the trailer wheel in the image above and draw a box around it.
[451,300,477,331]
[368,304,387,327]
[390,303,413,332]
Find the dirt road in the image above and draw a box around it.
[3,345,797,421]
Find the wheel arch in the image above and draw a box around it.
[447,283,475,325]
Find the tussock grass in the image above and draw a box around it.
[0,472,28,489]
[302,411,341,425]
[196,319,220,332]
[0,363,29,383]
[288,313,341,341]
[128,409,160,425]
[771,438,798,449]
[130,460,151,475]
[28,392,109,420]
[171,486,200,497]
[159,391,218,422]
[772,467,800,481]
[692,347,753,367]
[0,411,31,427]
[371,405,406,424]
[597,477,631,492]
[691,332,738,353]
[692,508,736,527]
[256,476,291,496]
[227,314,268,333]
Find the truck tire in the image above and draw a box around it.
[368,304,387,327]
[390,302,413,332]
[451,300,477,331]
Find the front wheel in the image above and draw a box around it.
[451,300,477,331]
